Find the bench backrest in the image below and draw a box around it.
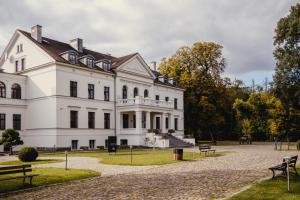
[283,155,298,167]
[199,145,211,150]
[0,165,32,175]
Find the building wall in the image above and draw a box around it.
[1,32,53,73]
[0,32,185,149]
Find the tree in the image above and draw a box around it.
[0,129,23,154]
[272,3,300,140]
[159,42,246,141]
[241,119,253,137]
[233,92,285,141]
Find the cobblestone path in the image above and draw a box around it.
[1,145,299,200]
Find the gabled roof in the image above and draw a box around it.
[111,53,138,69]
[18,30,140,74]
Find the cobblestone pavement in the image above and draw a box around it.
[0,155,157,176]
[1,145,299,200]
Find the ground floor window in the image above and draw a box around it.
[70,110,78,128]
[71,140,78,150]
[105,139,108,148]
[133,114,136,128]
[142,113,146,128]
[165,117,169,129]
[174,118,178,130]
[156,117,160,129]
[13,114,21,130]
[88,112,95,129]
[0,113,5,130]
[89,140,95,149]
[120,139,128,146]
[104,113,110,129]
[123,114,129,128]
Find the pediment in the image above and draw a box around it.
[117,55,155,78]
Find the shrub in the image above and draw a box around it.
[18,147,39,162]
[297,140,300,151]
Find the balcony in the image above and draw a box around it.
[117,96,173,109]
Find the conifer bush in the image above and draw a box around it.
[18,147,39,162]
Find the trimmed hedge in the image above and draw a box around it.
[18,147,39,162]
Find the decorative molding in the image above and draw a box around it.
[120,78,152,87]
[86,107,98,110]
[68,106,81,109]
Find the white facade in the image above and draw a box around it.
[0,26,185,150]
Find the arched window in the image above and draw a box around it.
[144,89,148,98]
[0,82,6,98]
[133,87,138,97]
[122,85,127,99]
[11,84,21,99]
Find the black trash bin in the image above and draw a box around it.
[173,148,183,160]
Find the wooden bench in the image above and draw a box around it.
[199,144,215,155]
[269,155,298,178]
[0,165,39,185]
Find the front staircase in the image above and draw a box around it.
[166,134,194,148]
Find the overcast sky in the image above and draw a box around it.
[0,0,298,85]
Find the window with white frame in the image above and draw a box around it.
[86,58,93,67]
[69,53,76,64]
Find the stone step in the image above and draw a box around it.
[166,134,194,148]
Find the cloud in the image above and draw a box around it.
[0,0,298,80]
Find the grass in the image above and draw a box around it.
[230,169,300,200]
[0,159,64,166]
[40,149,226,166]
[0,167,100,193]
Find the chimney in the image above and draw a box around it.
[31,25,42,43]
[151,61,157,71]
[70,38,83,52]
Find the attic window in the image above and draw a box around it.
[102,62,109,70]
[96,60,111,71]
[16,44,23,53]
[86,58,94,68]
[69,53,76,64]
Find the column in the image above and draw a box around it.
[146,111,151,130]
[162,113,167,134]
[153,114,156,130]
[160,113,164,133]
[169,113,174,131]
[135,110,142,134]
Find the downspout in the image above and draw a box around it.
[114,74,117,137]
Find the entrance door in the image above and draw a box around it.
[123,114,129,128]
[71,140,78,150]
[156,117,160,129]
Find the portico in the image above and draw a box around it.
[116,96,176,146]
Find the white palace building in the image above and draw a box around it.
[0,25,193,151]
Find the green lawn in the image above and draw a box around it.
[0,159,63,166]
[230,170,300,200]
[0,167,100,193]
[40,149,225,166]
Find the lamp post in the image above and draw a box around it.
[284,156,291,192]
[65,151,68,170]
[130,145,133,165]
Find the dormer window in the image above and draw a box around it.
[69,53,76,64]
[103,62,109,70]
[86,58,94,68]
[95,60,111,71]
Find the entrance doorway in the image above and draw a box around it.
[156,117,160,129]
